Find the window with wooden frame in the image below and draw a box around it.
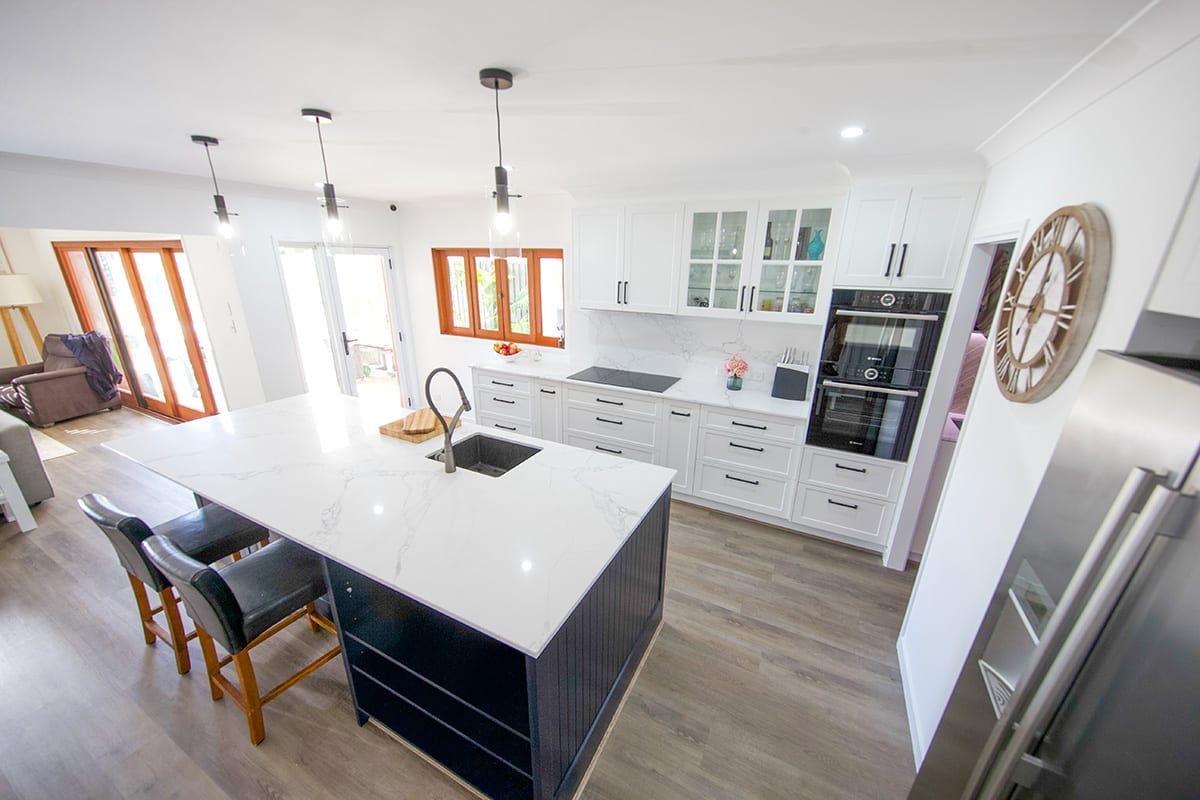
[432,248,564,348]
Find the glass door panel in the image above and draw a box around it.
[93,250,167,405]
[330,251,405,419]
[796,208,832,261]
[686,263,714,308]
[537,256,564,342]
[684,207,753,316]
[717,211,748,260]
[505,256,531,336]
[753,204,834,320]
[61,248,127,387]
[281,246,341,395]
[763,209,796,262]
[758,264,788,312]
[131,251,209,416]
[713,263,742,309]
[690,212,718,259]
[173,253,225,412]
[474,256,500,334]
[789,265,820,313]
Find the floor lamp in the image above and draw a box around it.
[0,274,44,366]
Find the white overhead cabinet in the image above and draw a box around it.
[573,204,682,313]
[834,183,978,291]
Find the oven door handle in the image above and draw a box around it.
[820,380,920,397]
[833,309,940,321]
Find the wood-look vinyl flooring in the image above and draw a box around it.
[0,408,918,799]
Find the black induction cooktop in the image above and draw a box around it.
[566,366,681,393]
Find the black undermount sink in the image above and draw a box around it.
[426,434,542,477]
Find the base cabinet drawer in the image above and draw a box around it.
[475,372,532,396]
[792,486,894,545]
[477,414,533,436]
[565,386,660,418]
[802,449,905,501]
[700,407,802,445]
[566,433,655,464]
[565,406,657,448]
[477,391,533,422]
[699,429,797,477]
[694,463,791,518]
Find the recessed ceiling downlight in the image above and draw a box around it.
[841,126,865,139]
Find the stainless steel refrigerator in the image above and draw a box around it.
[908,350,1200,799]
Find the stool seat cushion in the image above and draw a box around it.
[220,539,328,646]
[155,504,267,567]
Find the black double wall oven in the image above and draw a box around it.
[806,289,950,462]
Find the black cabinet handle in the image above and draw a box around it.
[595,445,622,455]
[596,397,623,406]
[725,474,760,486]
[739,285,746,311]
[835,463,868,474]
[494,423,517,431]
[596,416,623,425]
[884,243,896,277]
[731,420,767,430]
[492,396,516,404]
[490,380,514,387]
[747,286,756,312]
[616,280,622,304]
[539,388,556,395]
[623,281,629,304]
[729,442,765,452]
[897,243,909,278]
[827,498,859,510]
[670,410,691,417]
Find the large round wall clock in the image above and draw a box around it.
[993,203,1111,403]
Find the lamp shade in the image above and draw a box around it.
[0,274,43,307]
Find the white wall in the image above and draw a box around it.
[898,4,1200,763]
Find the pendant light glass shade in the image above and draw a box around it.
[302,108,350,248]
[191,135,237,239]
[480,68,521,259]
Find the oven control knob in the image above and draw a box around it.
[880,292,896,308]
[864,368,880,381]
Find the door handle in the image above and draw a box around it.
[729,442,765,452]
[884,243,896,277]
[616,280,622,304]
[341,331,358,356]
[747,286,756,312]
[623,281,629,305]
[738,285,746,312]
[896,243,909,278]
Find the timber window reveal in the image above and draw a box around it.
[433,248,564,348]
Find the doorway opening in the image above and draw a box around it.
[278,244,413,422]
[53,240,223,422]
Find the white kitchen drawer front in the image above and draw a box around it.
[565,406,657,448]
[700,406,802,444]
[477,414,534,437]
[477,391,533,422]
[802,448,905,501]
[476,372,532,396]
[792,486,894,545]
[565,386,660,418]
[698,429,797,477]
[694,463,792,518]
[566,433,655,464]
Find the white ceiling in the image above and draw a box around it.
[2,0,1148,203]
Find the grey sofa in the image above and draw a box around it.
[0,412,53,505]
[0,334,122,427]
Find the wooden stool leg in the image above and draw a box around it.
[305,602,320,633]
[126,573,157,645]
[159,589,191,675]
[195,627,224,701]
[232,650,265,745]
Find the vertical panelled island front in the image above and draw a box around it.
[105,394,674,800]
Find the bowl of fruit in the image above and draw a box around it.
[493,341,522,362]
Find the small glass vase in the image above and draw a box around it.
[726,374,743,391]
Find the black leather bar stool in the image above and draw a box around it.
[78,494,268,674]
[141,534,340,745]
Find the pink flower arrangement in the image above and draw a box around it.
[724,355,749,378]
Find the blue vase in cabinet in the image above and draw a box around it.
[807,229,825,260]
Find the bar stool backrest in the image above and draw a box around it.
[142,534,248,654]
[78,493,167,592]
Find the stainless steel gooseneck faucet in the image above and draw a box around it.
[424,368,472,473]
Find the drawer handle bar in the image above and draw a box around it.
[490,380,515,387]
[595,445,622,455]
[670,410,691,417]
[729,442,765,452]
[493,397,516,404]
[834,463,868,473]
[494,423,517,431]
[595,416,623,425]
[539,388,556,395]
[731,420,768,430]
[827,498,859,510]
[596,397,624,406]
[725,474,760,486]
[821,380,920,398]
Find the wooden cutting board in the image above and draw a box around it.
[379,411,459,444]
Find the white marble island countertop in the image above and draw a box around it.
[105,393,675,658]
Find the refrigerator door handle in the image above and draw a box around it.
[972,481,1182,800]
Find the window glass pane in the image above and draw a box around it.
[132,251,203,411]
[174,252,225,411]
[539,256,564,340]
[475,256,499,332]
[506,257,531,335]
[446,255,470,328]
[63,249,125,376]
[94,250,165,401]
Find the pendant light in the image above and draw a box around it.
[480,68,521,258]
[190,135,236,238]
[301,108,348,241]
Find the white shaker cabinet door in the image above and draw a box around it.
[663,403,699,495]
[622,204,683,314]
[574,207,624,310]
[893,183,979,291]
[834,187,910,288]
[533,381,562,442]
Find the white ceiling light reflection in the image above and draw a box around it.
[521,560,533,573]
[373,504,384,515]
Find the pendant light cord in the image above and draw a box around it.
[315,119,332,185]
[495,85,503,167]
[202,143,222,195]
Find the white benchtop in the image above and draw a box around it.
[104,393,675,658]
[473,360,812,421]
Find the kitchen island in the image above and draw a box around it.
[105,393,675,800]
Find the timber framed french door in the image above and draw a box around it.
[53,240,219,421]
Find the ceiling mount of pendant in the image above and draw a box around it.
[479,68,513,91]
[300,108,333,123]
[190,134,219,147]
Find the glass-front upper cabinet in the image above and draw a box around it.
[680,203,755,318]
[750,204,834,320]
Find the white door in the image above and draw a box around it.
[834,187,910,288]
[893,183,979,290]
[574,208,624,310]
[622,204,683,314]
[678,202,757,318]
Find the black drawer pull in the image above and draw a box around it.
[539,388,556,395]
[725,474,760,486]
[670,410,691,417]
[596,397,624,406]
[490,380,514,387]
[595,445,622,455]
[834,463,868,474]
[494,423,517,431]
[897,243,909,278]
[731,420,767,430]
[596,416,623,425]
[492,396,516,404]
[827,498,859,510]
[729,442,765,452]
